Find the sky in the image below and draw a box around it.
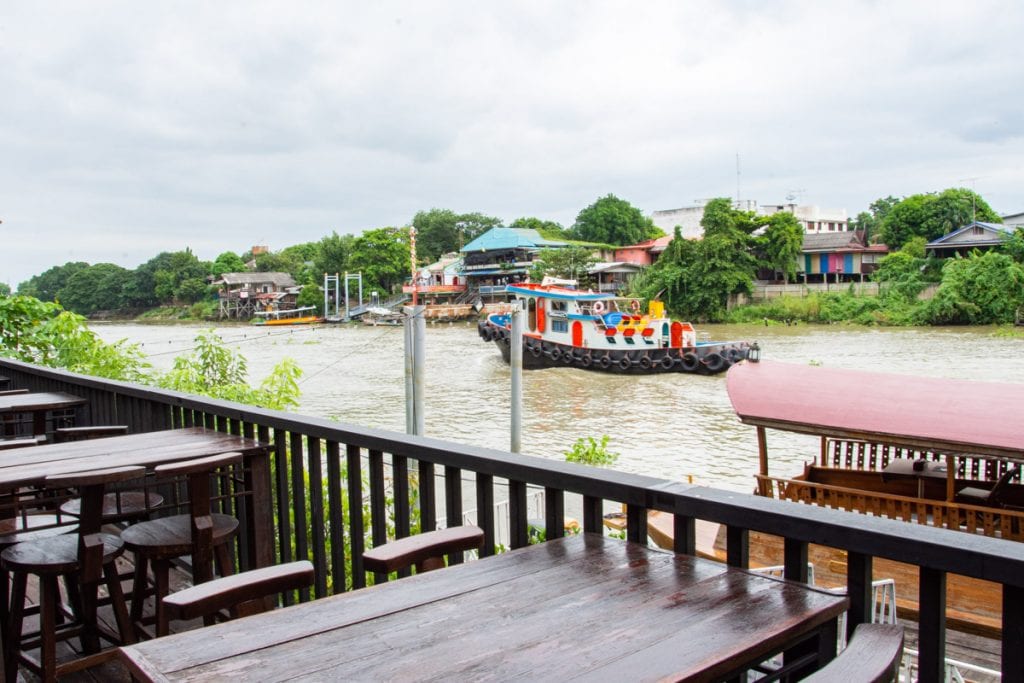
[2,1,1022,289]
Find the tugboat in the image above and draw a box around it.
[477,281,754,374]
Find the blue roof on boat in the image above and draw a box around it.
[461,228,568,253]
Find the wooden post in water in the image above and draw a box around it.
[510,303,523,453]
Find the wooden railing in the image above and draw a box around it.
[758,474,1024,540]
[2,357,1023,682]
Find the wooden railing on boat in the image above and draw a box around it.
[823,437,1019,483]
[2,357,1024,682]
[757,474,1024,540]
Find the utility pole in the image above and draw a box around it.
[959,176,984,225]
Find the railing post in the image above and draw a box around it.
[726,526,749,569]
[1003,584,1024,683]
[846,552,872,640]
[784,538,809,583]
[918,567,947,682]
[673,514,696,556]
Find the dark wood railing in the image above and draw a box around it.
[2,358,1023,682]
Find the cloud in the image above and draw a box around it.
[2,1,1023,287]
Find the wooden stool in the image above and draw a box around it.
[363,525,485,575]
[120,452,242,639]
[159,560,314,636]
[2,466,140,682]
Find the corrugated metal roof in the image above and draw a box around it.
[926,222,1013,246]
[801,232,864,252]
[219,272,296,287]
[461,228,568,253]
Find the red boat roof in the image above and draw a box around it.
[727,360,1024,460]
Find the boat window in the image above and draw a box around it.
[550,301,567,312]
[551,320,568,333]
[527,297,536,331]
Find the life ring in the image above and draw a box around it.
[592,300,606,314]
[598,355,612,369]
[630,299,641,313]
[680,352,700,372]
[580,354,593,368]
[638,355,653,370]
[703,352,725,373]
[659,355,675,370]
[617,356,632,371]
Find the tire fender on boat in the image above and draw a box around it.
[599,355,612,369]
[580,354,593,368]
[638,355,652,370]
[529,342,543,358]
[703,352,725,373]
[562,349,574,364]
[549,347,561,361]
[680,352,700,372]
[617,356,632,371]
[659,355,675,370]
[726,347,744,363]
[481,326,492,342]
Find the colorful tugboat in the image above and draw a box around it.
[477,282,754,374]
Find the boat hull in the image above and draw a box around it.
[478,319,749,375]
[252,316,322,326]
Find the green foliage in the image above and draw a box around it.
[211,251,247,278]
[570,194,662,246]
[1002,227,1024,264]
[254,251,303,278]
[759,212,804,283]
[296,284,324,314]
[0,295,151,381]
[157,329,302,410]
[412,209,502,263]
[348,227,411,293]
[313,232,355,280]
[509,217,569,240]
[922,252,1024,325]
[53,263,131,314]
[0,283,8,296]
[879,188,1000,249]
[564,435,619,467]
[850,196,898,242]
[527,246,599,286]
[17,262,90,302]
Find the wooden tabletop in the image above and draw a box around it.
[0,427,268,490]
[119,534,848,682]
[0,391,87,414]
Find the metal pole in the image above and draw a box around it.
[344,272,350,320]
[403,307,415,434]
[510,303,523,453]
[412,304,426,437]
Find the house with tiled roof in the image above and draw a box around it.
[460,227,571,297]
[800,232,888,283]
[926,221,1017,257]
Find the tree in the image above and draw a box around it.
[879,188,1000,249]
[760,212,805,283]
[58,263,133,314]
[850,196,899,242]
[1002,227,1024,264]
[412,209,503,263]
[0,283,10,296]
[509,217,569,240]
[348,227,411,293]
[527,246,599,286]
[254,250,302,279]
[313,231,355,280]
[17,262,90,302]
[570,194,662,246]
[211,251,247,279]
[923,251,1024,325]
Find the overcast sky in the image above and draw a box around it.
[2,1,1021,288]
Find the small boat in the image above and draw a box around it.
[360,307,404,326]
[477,281,753,374]
[251,306,323,326]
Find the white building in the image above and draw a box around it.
[651,200,848,237]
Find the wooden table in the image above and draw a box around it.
[119,534,848,682]
[0,427,275,570]
[0,391,87,439]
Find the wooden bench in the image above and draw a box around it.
[363,525,485,574]
[800,623,904,682]
[160,560,315,634]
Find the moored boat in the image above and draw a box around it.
[477,282,754,375]
[251,306,323,326]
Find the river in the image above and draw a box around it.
[91,322,1024,494]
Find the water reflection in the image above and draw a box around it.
[93,322,1024,493]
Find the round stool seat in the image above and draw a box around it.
[1,532,124,574]
[120,513,239,559]
[0,514,78,547]
[60,491,165,521]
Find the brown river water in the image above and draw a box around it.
[92,322,1024,494]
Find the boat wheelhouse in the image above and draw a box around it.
[477,282,753,374]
